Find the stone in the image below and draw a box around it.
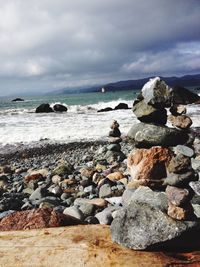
[163,170,198,187]
[24,173,44,183]
[127,147,173,189]
[169,104,187,115]
[29,187,47,202]
[35,103,54,113]
[92,173,104,184]
[168,115,192,129]
[174,145,194,158]
[97,107,113,112]
[0,208,81,231]
[95,206,119,225]
[191,158,200,171]
[167,154,191,174]
[107,172,124,181]
[165,185,192,206]
[111,200,198,250]
[172,85,200,105]
[104,150,126,163]
[105,197,122,206]
[80,167,95,179]
[53,163,74,176]
[108,137,122,144]
[141,77,172,108]
[109,128,121,137]
[127,123,189,148]
[87,198,108,208]
[167,202,194,220]
[63,206,84,221]
[107,144,121,152]
[84,216,99,224]
[12,98,24,102]
[114,103,129,110]
[99,184,112,198]
[0,210,15,220]
[28,168,49,177]
[53,104,68,112]
[52,175,62,184]
[132,99,167,125]
[78,203,95,217]
[189,181,200,196]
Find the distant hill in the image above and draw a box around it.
[48,73,200,95]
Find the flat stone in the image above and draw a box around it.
[107,144,121,152]
[127,123,189,148]
[174,145,194,158]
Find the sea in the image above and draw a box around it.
[0,90,200,147]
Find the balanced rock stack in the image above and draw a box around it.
[111,77,200,250]
[107,120,126,162]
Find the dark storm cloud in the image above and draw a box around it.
[0,0,200,95]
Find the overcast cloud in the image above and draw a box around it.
[0,0,200,96]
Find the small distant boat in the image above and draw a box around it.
[101,87,106,93]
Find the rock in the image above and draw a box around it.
[52,175,62,184]
[191,158,200,171]
[104,150,126,163]
[166,185,192,206]
[95,206,118,225]
[53,104,68,112]
[12,98,24,102]
[169,104,187,115]
[111,200,199,250]
[127,123,189,148]
[28,168,49,177]
[132,99,167,125]
[0,210,15,220]
[164,170,198,187]
[105,197,122,206]
[114,103,129,110]
[107,172,124,181]
[97,107,113,112]
[24,173,44,183]
[167,154,191,174]
[63,206,84,221]
[108,137,122,144]
[172,85,200,105]
[168,115,193,129]
[109,128,121,137]
[35,103,54,113]
[174,145,194,158]
[99,184,112,198]
[122,186,168,211]
[107,144,121,152]
[141,77,172,108]
[29,187,47,202]
[84,216,99,224]
[0,208,81,231]
[80,167,95,179]
[87,198,108,208]
[53,163,74,176]
[127,147,173,189]
[189,181,200,196]
[167,202,194,220]
[78,203,95,217]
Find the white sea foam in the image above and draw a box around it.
[0,99,200,145]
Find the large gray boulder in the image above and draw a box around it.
[111,188,200,250]
[127,122,189,148]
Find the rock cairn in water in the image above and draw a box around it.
[111,77,200,250]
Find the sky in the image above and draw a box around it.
[0,0,200,96]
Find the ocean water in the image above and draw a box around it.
[0,90,138,145]
[1,90,200,146]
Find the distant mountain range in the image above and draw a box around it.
[48,73,200,95]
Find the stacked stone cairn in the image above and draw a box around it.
[111,77,200,250]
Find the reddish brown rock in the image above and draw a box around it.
[167,202,194,220]
[127,147,173,189]
[0,208,81,231]
[24,173,44,183]
[168,114,192,129]
[165,185,191,206]
[107,172,124,181]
